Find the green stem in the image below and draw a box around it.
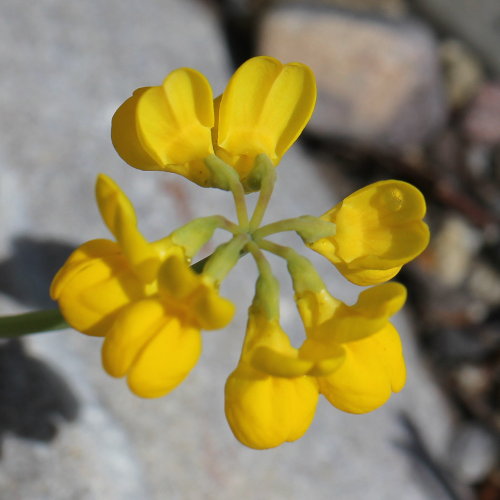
[202,233,249,284]
[169,215,241,259]
[257,239,326,294]
[248,155,276,231]
[205,155,249,229]
[0,309,68,337]
[247,241,280,320]
[253,215,336,242]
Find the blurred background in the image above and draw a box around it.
[0,0,499,498]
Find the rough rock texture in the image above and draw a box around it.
[258,5,446,150]
[0,0,457,498]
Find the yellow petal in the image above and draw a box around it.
[102,299,166,377]
[50,239,117,299]
[191,286,235,330]
[332,262,403,287]
[111,87,158,170]
[225,365,318,449]
[95,174,166,282]
[295,288,341,331]
[158,253,235,330]
[251,346,314,377]
[95,174,137,239]
[216,56,316,176]
[298,338,346,376]
[328,282,407,343]
[158,251,199,299]
[135,68,214,185]
[127,320,201,398]
[102,299,202,398]
[318,323,406,413]
[309,180,430,285]
[102,299,201,398]
[50,240,145,336]
[241,313,296,359]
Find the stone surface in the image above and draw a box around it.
[413,0,500,77]
[462,84,500,144]
[0,0,456,499]
[258,5,446,150]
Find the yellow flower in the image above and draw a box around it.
[50,239,147,337]
[308,180,430,285]
[317,324,406,414]
[50,174,173,336]
[225,309,322,449]
[111,56,316,188]
[297,282,407,413]
[51,175,235,397]
[102,253,235,398]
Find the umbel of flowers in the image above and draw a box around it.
[51,57,430,449]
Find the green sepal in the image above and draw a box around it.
[202,234,248,285]
[204,154,240,191]
[294,216,336,243]
[252,271,280,321]
[170,216,223,259]
[285,251,326,295]
[252,216,335,241]
[244,153,274,193]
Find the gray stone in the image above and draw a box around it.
[0,0,455,498]
[413,0,500,77]
[258,5,446,150]
[449,424,499,484]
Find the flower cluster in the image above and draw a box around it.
[51,56,430,449]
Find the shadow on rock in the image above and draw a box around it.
[0,339,79,453]
[395,413,473,500]
[0,236,75,309]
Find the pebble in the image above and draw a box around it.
[258,4,446,150]
[462,84,500,145]
[449,424,499,484]
[440,39,484,109]
[431,216,481,288]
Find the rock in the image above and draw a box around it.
[412,0,500,77]
[439,39,484,109]
[258,5,446,150]
[467,261,500,307]
[430,216,482,288]
[462,84,500,145]
[449,424,499,484]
